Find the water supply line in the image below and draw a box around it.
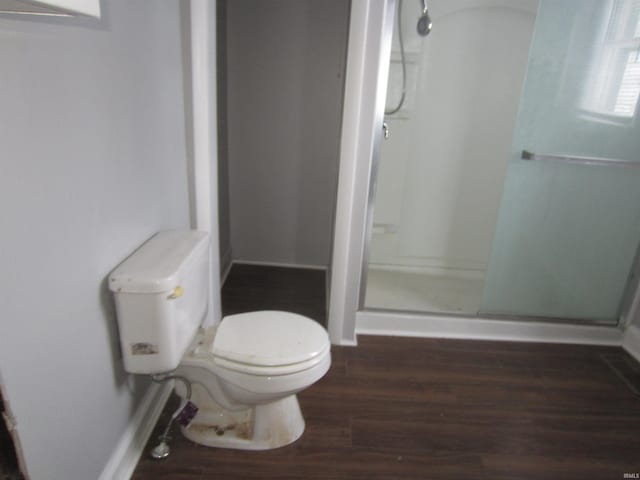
[385,0,406,115]
[385,0,432,117]
[149,374,193,460]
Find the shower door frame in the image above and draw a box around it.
[328,0,640,347]
[327,0,394,345]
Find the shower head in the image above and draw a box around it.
[417,0,432,36]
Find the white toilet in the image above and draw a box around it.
[109,230,331,450]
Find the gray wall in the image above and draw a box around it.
[0,2,191,479]
[226,0,349,266]
[217,0,232,277]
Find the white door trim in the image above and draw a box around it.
[328,0,392,345]
[190,0,222,327]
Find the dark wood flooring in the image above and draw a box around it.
[220,264,327,327]
[133,265,640,480]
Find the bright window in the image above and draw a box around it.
[583,0,640,118]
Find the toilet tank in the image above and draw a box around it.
[109,230,210,374]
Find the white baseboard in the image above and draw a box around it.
[220,248,233,286]
[623,324,640,362]
[98,381,173,480]
[232,260,328,271]
[325,268,331,324]
[334,338,358,347]
[356,310,623,346]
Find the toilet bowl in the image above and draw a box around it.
[108,230,331,451]
[175,311,331,450]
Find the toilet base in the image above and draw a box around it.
[180,395,305,450]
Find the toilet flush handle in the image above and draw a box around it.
[167,285,184,300]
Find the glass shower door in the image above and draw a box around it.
[481,0,640,323]
[363,0,539,314]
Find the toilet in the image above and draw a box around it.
[108,230,331,450]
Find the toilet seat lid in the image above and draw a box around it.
[212,311,330,367]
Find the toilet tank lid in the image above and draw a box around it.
[213,311,330,367]
[109,230,209,294]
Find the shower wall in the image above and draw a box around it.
[370,0,538,276]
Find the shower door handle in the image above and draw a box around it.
[521,149,638,167]
[382,122,389,140]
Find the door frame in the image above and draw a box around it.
[327,0,394,345]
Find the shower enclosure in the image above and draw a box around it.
[362,0,640,325]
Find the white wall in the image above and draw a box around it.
[0,2,190,478]
[225,0,349,267]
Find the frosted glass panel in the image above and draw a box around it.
[481,0,640,322]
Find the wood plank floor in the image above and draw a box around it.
[221,264,327,327]
[133,265,640,480]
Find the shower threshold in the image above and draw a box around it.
[364,267,484,314]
